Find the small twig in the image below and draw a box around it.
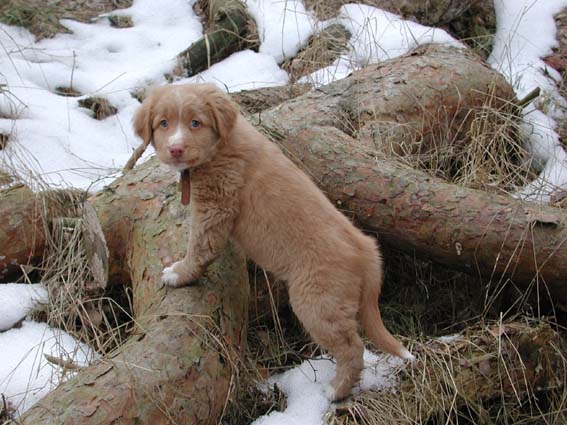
[515,87,541,110]
[44,354,83,371]
[123,140,151,171]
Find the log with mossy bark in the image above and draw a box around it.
[177,0,258,77]
[16,158,249,425]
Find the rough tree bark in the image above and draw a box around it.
[304,0,486,26]
[17,158,249,425]
[362,0,480,26]
[257,45,567,310]
[4,45,566,309]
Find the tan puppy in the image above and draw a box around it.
[133,83,413,401]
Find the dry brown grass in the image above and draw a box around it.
[36,189,134,355]
[0,0,132,39]
[329,319,567,425]
[0,146,134,357]
[373,87,535,197]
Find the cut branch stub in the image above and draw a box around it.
[0,185,46,281]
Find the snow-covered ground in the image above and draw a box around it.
[1,0,567,422]
[0,284,95,415]
[488,0,567,201]
[251,351,404,425]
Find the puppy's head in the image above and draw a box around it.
[133,83,238,170]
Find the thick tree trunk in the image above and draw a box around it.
[263,44,518,157]
[274,124,567,308]
[258,45,567,310]
[18,158,249,425]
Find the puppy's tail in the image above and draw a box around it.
[360,263,414,360]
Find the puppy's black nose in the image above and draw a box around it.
[169,145,184,158]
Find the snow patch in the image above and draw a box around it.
[246,0,316,64]
[252,350,404,425]
[488,0,567,202]
[0,284,48,331]
[305,4,462,86]
[0,320,96,415]
[181,49,289,91]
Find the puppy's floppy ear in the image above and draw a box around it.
[205,87,238,140]
[133,97,153,146]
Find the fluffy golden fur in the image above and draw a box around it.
[133,83,413,401]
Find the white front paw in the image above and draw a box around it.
[161,265,180,287]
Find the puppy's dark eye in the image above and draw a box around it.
[190,119,201,129]
[159,119,168,128]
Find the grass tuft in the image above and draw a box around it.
[369,86,534,197]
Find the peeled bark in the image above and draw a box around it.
[18,158,249,425]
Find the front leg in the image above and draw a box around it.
[162,205,237,288]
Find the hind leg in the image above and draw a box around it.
[289,282,364,401]
[328,332,364,401]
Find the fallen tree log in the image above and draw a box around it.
[17,158,249,425]
[264,44,518,158]
[257,45,567,310]
[274,124,567,308]
[305,0,479,25]
[361,0,479,26]
[231,83,311,114]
